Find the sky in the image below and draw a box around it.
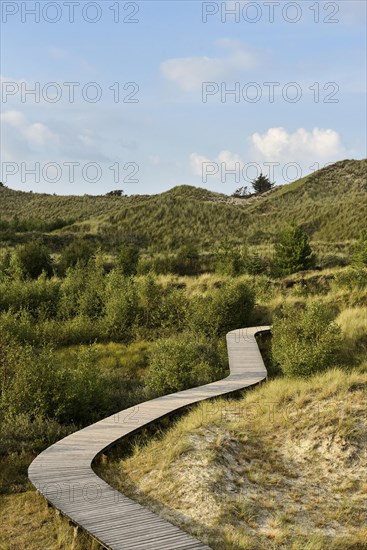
[0,0,366,196]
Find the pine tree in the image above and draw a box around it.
[274,223,316,275]
[252,173,273,194]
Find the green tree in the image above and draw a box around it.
[274,223,316,275]
[272,301,341,377]
[252,173,273,194]
[15,240,53,279]
[117,241,140,276]
[352,230,367,267]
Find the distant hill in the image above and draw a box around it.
[0,159,366,249]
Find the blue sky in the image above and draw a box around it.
[1,0,366,195]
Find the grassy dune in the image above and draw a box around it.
[1,159,366,249]
[99,368,367,550]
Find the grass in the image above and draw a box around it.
[1,261,366,547]
[1,159,366,251]
[98,368,367,550]
[0,491,102,550]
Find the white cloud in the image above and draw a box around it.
[161,40,257,91]
[1,110,60,151]
[0,110,27,128]
[251,127,344,161]
[190,127,347,184]
[189,152,213,176]
[190,150,246,179]
[216,150,244,170]
[24,122,59,147]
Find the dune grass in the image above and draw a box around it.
[0,491,102,550]
[1,160,366,251]
[98,368,367,550]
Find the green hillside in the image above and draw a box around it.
[1,159,366,249]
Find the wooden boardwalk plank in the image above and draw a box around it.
[28,326,270,549]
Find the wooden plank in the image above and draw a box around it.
[28,326,270,549]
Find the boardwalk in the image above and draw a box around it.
[28,326,271,549]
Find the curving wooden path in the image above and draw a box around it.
[28,326,271,549]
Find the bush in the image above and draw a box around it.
[15,239,53,279]
[173,244,200,276]
[58,256,105,320]
[117,241,140,276]
[244,252,268,275]
[0,342,108,425]
[134,273,166,337]
[0,274,60,318]
[352,230,367,267]
[59,239,95,271]
[189,280,255,338]
[146,332,227,395]
[333,267,367,291]
[0,414,74,456]
[104,271,138,342]
[272,301,341,377]
[215,240,243,276]
[0,310,38,345]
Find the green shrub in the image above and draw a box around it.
[15,239,53,279]
[244,252,268,275]
[58,256,105,320]
[173,244,200,276]
[0,414,74,456]
[189,280,255,338]
[59,239,95,271]
[0,342,108,425]
[134,273,166,337]
[352,230,367,267]
[117,241,140,276]
[0,274,60,318]
[333,267,367,291]
[0,310,38,345]
[104,271,138,342]
[215,240,243,276]
[146,332,227,395]
[272,301,341,377]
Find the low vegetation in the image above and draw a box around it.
[0,159,366,548]
[99,368,367,550]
